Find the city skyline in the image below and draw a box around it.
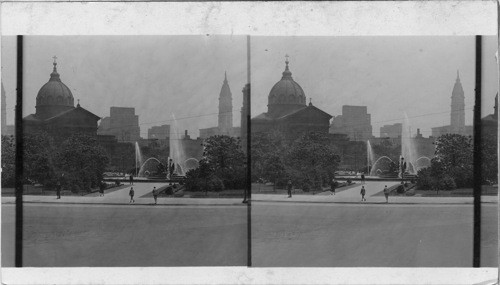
[1,36,498,138]
[1,36,247,138]
[251,36,498,137]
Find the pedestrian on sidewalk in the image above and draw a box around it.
[330,179,336,195]
[130,174,134,185]
[287,180,293,198]
[56,180,61,199]
[129,187,135,203]
[152,187,158,204]
[360,185,366,201]
[99,182,105,197]
[383,185,390,203]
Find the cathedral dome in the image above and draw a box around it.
[36,59,74,107]
[268,57,306,106]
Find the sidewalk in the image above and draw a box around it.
[2,182,246,206]
[251,193,498,204]
[252,180,498,205]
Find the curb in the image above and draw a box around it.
[251,199,497,205]
[3,201,248,207]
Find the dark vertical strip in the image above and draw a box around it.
[472,35,482,268]
[15,35,24,267]
[246,34,252,267]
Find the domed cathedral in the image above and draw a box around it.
[23,57,101,142]
[252,56,332,136]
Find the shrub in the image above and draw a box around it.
[438,176,456,191]
[405,189,416,196]
[396,184,405,194]
[416,168,433,190]
[164,186,174,195]
[302,183,311,192]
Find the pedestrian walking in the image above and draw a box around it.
[129,187,135,203]
[383,185,390,203]
[99,183,105,197]
[330,179,336,195]
[286,180,293,198]
[360,185,366,201]
[152,187,158,204]
[129,174,134,185]
[56,181,61,199]
[361,173,365,184]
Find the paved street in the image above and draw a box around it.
[1,179,496,268]
[2,202,248,267]
[252,202,497,267]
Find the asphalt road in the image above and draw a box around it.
[251,202,498,267]
[2,203,248,267]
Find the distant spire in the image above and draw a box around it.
[309,98,312,106]
[224,71,228,83]
[77,99,80,107]
[456,70,460,82]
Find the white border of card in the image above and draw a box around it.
[1,1,498,285]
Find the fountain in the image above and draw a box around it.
[134,142,143,177]
[415,156,431,171]
[184,158,200,172]
[370,156,394,176]
[366,140,375,176]
[170,113,187,176]
[401,112,417,175]
[138,157,163,177]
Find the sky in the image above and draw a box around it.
[251,36,498,137]
[1,36,247,138]
[1,36,498,138]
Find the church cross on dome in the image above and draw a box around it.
[52,55,58,72]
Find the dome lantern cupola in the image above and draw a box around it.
[267,55,307,117]
[35,56,75,120]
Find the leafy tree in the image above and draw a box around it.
[433,134,473,188]
[201,135,246,189]
[251,131,288,188]
[23,131,56,186]
[481,132,498,184]
[1,135,15,187]
[285,132,341,193]
[55,134,109,192]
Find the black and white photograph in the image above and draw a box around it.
[1,35,249,267]
[249,36,498,267]
[0,1,498,285]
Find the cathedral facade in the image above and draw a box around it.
[252,57,332,137]
[23,58,101,142]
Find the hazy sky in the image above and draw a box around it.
[2,36,498,138]
[251,36,498,137]
[1,36,247,138]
